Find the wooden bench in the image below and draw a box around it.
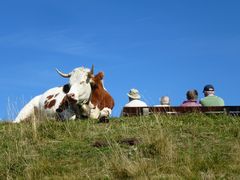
[121,106,240,116]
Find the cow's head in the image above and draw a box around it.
[56,66,94,105]
[90,72,104,89]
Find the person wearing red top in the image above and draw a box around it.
[180,89,202,107]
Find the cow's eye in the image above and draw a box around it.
[80,81,84,84]
[63,84,70,93]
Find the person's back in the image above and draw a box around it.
[124,88,147,107]
[181,89,201,107]
[120,88,147,116]
[125,99,147,107]
[200,84,224,106]
[200,95,224,106]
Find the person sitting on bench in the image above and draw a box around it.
[124,88,147,107]
[154,96,170,107]
[180,89,201,107]
[200,84,224,106]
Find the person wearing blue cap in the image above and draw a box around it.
[200,84,224,106]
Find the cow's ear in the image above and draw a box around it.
[63,84,70,94]
[98,72,104,80]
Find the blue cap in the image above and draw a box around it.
[203,84,214,92]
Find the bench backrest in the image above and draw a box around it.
[122,106,240,116]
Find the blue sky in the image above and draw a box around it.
[1,0,240,119]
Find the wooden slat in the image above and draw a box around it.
[122,106,240,116]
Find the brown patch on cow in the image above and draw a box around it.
[44,100,48,105]
[54,93,59,97]
[44,99,56,109]
[90,72,115,110]
[48,100,56,108]
[46,95,54,100]
[56,96,68,112]
[67,96,77,104]
[56,95,77,113]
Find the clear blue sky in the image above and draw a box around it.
[1,0,240,119]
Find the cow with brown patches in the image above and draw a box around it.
[14,66,93,123]
[58,71,115,121]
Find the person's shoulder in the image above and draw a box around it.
[212,95,224,102]
[124,100,147,107]
[216,95,224,100]
[134,100,147,106]
[138,100,148,106]
[181,100,188,104]
[124,101,133,107]
[200,97,206,102]
[201,96,214,101]
[200,97,208,106]
[215,96,225,104]
[181,100,201,107]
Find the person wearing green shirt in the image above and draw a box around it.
[200,84,224,106]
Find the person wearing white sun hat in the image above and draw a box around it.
[124,88,147,107]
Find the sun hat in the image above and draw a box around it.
[203,84,215,92]
[127,88,141,99]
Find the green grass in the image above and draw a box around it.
[1,114,240,179]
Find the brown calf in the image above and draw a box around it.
[90,71,114,110]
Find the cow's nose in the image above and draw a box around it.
[67,93,75,99]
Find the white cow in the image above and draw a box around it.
[58,70,115,122]
[14,66,93,123]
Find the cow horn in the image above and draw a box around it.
[90,65,94,75]
[55,68,71,78]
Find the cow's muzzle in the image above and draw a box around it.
[66,93,78,104]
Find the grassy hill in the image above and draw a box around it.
[0,114,240,179]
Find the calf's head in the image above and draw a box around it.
[90,72,104,89]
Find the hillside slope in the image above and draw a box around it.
[0,114,240,179]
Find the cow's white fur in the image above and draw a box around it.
[81,104,112,120]
[14,67,92,123]
[67,67,92,104]
[88,106,112,119]
[14,95,42,123]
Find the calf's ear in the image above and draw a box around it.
[63,84,70,94]
[98,72,104,80]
